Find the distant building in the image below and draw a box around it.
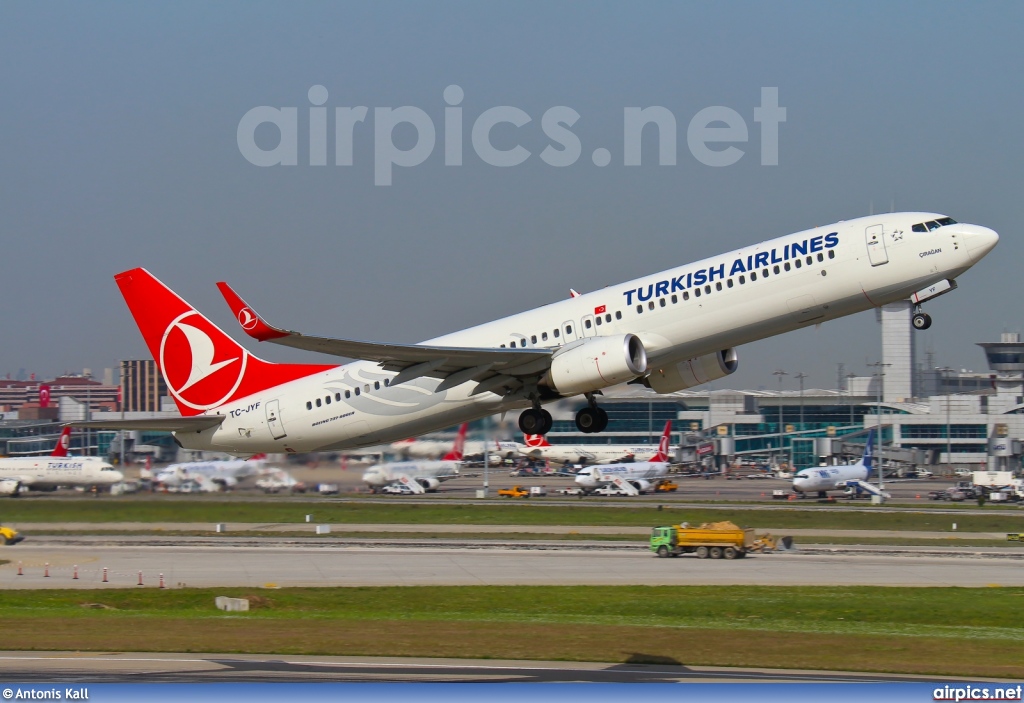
[120,360,168,413]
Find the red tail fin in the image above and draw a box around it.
[652,421,672,463]
[114,268,336,417]
[248,453,267,461]
[443,423,469,461]
[524,434,551,447]
[51,426,72,457]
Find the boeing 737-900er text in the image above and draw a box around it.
[0,427,124,495]
[74,213,997,456]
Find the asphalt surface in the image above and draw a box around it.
[0,652,999,683]
[4,541,1024,588]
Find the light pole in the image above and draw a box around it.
[937,367,954,474]
[868,361,891,489]
[773,369,788,468]
[795,372,807,431]
[846,372,857,428]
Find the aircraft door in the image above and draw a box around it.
[561,320,577,342]
[266,399,287,440]
[865,224,889,266]
[581,314,597,338]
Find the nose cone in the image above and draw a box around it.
[362,468,381,485]
[965,225,999,263]
[112,470,125,483]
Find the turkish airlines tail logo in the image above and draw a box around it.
[652,421,672,463]
[51,426,72,457]
[443,423,469,461]
[524,434,551,447]
[114,268,337,417]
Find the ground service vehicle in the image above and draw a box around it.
[0,525,24,545]
[498,485,529,498]
[650,521,792,559]
[655,481,678,492]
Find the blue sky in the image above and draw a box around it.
[1,2,1021,390]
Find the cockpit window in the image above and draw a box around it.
[912,217,957,233]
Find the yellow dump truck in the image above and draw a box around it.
[0,525,24,545]
[649,521,791,559]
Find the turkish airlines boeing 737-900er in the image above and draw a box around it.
[75,213,997,456]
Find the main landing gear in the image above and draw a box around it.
[575,393,609,434]
[912,304,932,330]
[518,406,553,435]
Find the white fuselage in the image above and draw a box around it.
[792,463,870,494]
[155,459,263,487]
[0,456,123,491]
[174,213,997,455]
[362,460,460,489]
[575,462,670,488]
[524,442,670,465]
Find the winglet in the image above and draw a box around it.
[215,281,292,342]
[569,289,581,298]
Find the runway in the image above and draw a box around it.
[0,652,986,683]
[3,541,1023,588]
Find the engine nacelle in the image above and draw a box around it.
[629,479,653,493]
[0,479,21,496]
[416,477,441,492]
[646,349,738,394]
[544,334,648,396]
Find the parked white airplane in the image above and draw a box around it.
[155,453,267,490]
[0,427,124,495]
[520,432,672,465]
[363,423,467,493]
[792,429,884,498]
[575,421,673,495]
[390,434,521,461]
[75,214,997,455]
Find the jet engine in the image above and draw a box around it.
[645,349,738,394]
[416,477,441,492]
[0,479,21,496]
[544,334,648,396]
[629,479,653,493]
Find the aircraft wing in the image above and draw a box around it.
[217,281,553,393]
[68,416,225,432]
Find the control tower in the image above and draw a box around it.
[977,332,1024,398]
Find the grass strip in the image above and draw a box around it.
[1,586,1022,678]
[5,498,1023,532]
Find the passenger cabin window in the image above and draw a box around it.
[325,395,331,404]
[716,282,722,291]
[659,298,666,307]
[683,291,689,300]
[306,401,312,410]
[531,335,537,344]
[565,325,572,334]
[595,316,602,325]
[584,319,592,328]
[554,329,560,338]
[354,387,360,396]
[727,279,734,288]
[704,285,710,294]
[773,265,780,274]
[605,313,611,322]
[671,294,678,303]
[817,252,824,262]
[335,393,341,401]
[784,262,791,271]
[794,259,801,268]
[615,311,622,320]
[648,301,655,310]
[345,390,351,398]
[384,378,390,386]
[374,381,380,390]
[316,398,322,407]
[739,275,746,284]
[828,250,835,259]
[541,331,548,341]
[637,304,644,312]
[510,341,516,348]
[694,288,701,297]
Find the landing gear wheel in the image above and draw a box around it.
[575,407,609,433]
[657,545,670,558]
[519,408,552,435]
[709,547,723,559]
[696,546,709,559]
[912,312,932,330]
